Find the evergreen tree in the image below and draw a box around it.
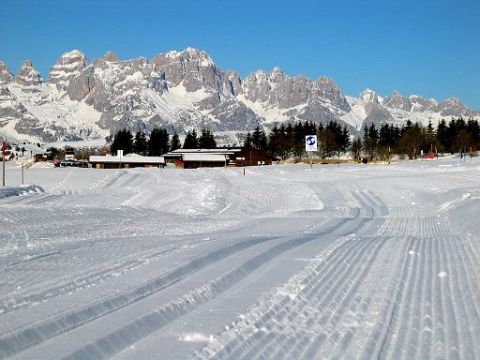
[148,127,170,155]
[183,129,198,149]
[259,130,268,152]
[319,127,336,158]
[268,124,290,160]
[293,122,306,159]
[170,132,181,151]
[445,118,459,153]
[267,126,280,157]
[278,124,291,159]
[467,119,480,150]
[378,124,400,160]
[425,120,436,153]
[110,129,133,155]
[251,126,268,152]
[378,124,390,147]
[436,119,448,153]
[363,123,379,161]
[453,129,472,153]
[304,121,317,136]
[340,126,351,153]
[351,137,362,162]
[133,131,147,155]
[198,129,217,148]
[398,122,425,159]
[244,132,253,149]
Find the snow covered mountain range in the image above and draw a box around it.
[0,48,478,144]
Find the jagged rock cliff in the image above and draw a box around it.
[0,48,478,144]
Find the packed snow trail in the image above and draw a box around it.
[0,158,479,359]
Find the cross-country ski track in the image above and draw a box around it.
[0,157,479,359]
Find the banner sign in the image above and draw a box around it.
[305,135,317,152]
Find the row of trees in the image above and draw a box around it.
[183,129,217,149]
[353,118,480,161]
[244,121,350,160]
[110,128,217,156]
[436,118,479,153]
[110,117,480,161]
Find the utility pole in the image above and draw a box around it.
[1,142,6,187]
[305,135,317,170]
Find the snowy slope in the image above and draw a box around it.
[0,157,479,359]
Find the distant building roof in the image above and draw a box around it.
[89,154,165,164]
[164,148,241,158]
[182,153,228,162]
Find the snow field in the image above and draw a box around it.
[0,157,479,359]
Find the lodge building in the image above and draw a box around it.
[89,148,275,169]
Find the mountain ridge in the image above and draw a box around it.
[0,48,478,145]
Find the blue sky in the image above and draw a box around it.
[1,0,479,108]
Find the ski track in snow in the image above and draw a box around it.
[0,159,479,359]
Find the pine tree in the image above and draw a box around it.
[251,126,268,152]
[267,126,279,157]
[398,122,425,159]
[363,123,379,161]
[148,127,170,155]
[259,130,268,152]
[467,119,480,150]
[425,121,436,153]
[445,118,458,153]
[243,132,252,149]
[252,126,262,149]
[198,129,217,149]
[378,124,399,160]
[351,137,362,162]
[183,129,198,149]
[110,129,133,155]
[133,131,147,155]
[340,126,350,153]
[170,132,181,151]
[319,127,336,158]
[436,119,448,153]
[293,122,305,160]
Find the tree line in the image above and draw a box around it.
[244,121,350,160]
[110,128,217,156]
[110,117,480,161]
[353,118,480,162]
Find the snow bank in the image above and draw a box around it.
[0,184,43,199]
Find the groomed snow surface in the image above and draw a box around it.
[0,157,479,359]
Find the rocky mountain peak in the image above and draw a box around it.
[314,77,349,109]
[103,51,119,62]
[151,48,220,92]
[49,50,87,90]
[271,66,284,76]
[409,95,437,112]
[0,61,13,83]
[163,47,215,67]
[383,90,412,111]
[224,70,243,96]
[359,89,379,104]
[14,60,43,86]
[444,97,462,106]
[435,97,469,116]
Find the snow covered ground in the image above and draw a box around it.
[0,157,479,359]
